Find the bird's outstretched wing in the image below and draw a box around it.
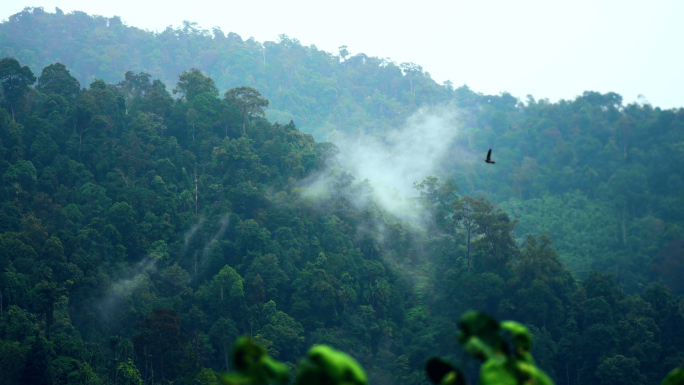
[486,149,492,161]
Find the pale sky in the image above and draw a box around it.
[1,0,683,109]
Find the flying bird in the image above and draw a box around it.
[485,149,495,164]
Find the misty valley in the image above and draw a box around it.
[0,7,683,385]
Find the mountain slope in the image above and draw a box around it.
[0,7,452,140]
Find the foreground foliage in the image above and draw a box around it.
[221,312,684,385]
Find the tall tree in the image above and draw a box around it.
[414,176,460,231]
[224,86,269,136]
[471,201,519,275]
[73,93,98,153]
[19,334,53,385]
[400,62,422,95]
[209,317,239,370]
[0,57,36,121]
[506,234,575,330]
[338,45,350,63]
[143,79,173,124]
[116,359,144,385]
[133,307,184,383]
[29,281,66,340]
[35,62,80,100]
[451,196,488,273]
[173,68,218,101]
[118,71,152,104]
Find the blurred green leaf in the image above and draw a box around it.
[662,368,684,385]
[425,357,467,385]
[296,345,368,385]
[219,337,290,385]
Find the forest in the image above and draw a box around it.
[0,6,683,385]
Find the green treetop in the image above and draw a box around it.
[0,57,36,121]
[224,86,270,137]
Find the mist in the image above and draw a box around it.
[100,257,158,318]
[182,217,205,254]
[303,104,472,225]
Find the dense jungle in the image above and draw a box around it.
[0,7,683,385]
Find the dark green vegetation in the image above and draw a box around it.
[0,6,683,385]
[220,312,554,385]
[424,310,554,385]
[219,336,367,385]
[2,8,683,292]
[209,312,684,385]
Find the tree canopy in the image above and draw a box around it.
[0,8,682,385]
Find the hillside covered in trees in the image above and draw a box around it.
[0,7,683,385]
[0,7,453,141]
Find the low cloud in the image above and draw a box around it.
[100,257,158,318]
[182,218,205,254]
[302,104,469,225]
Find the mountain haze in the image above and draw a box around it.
[0,6,683,385]
[0,7,454,140]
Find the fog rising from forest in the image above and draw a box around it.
[302,105,472,224]
[1,8,683,385]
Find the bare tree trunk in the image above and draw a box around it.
[632,203,636,220]
[116,168,130,187]
[10,103,15,122]
[194,331,200,369]
[242,113,247,136]
[622,206,627,246]
[224,343,230,370]
[616,263,621,284]
[467,227,471,273]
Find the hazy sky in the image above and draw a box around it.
[1,1,683,108]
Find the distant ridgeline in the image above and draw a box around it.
[0,7,459,140]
